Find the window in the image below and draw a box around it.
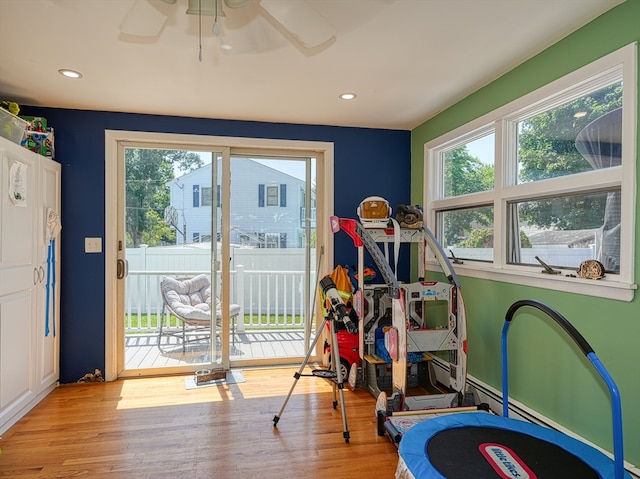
[267,186,279,206]
[425,45,636,300]
[201,186,212,206]
[258,183,287,207]
[193,185,217,207]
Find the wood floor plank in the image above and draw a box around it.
[0,367,399,478]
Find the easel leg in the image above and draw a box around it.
[329,317,350,443]
[273,315,350,444]
[273,316,328,426]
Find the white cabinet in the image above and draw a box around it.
[0,136,61,434]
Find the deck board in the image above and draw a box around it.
[126,330,309,370]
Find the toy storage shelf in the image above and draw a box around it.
[353,224,467,410]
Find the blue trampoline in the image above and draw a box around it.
[396,299,630,479]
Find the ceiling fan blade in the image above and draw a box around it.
[259,0,335,48]
[216,5,287,54]
[119,0,168,37]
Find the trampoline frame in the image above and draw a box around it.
[501,299,626,479]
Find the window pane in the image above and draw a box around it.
[201,186,212,206]
[266,185,279,206]
[510,190,620,272]
[440,206,494,261]
[443,133,494,198]
[517,82,622,184]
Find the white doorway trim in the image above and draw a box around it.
[104,130,334,381]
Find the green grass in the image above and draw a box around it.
[124,313,305,333]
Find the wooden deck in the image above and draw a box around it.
[125,330,310,369]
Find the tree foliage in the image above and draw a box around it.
[445,82,622,245]
[517,83,622,229]
[443,146,494,245]
[126,149,203,247]
[459,228,532,248]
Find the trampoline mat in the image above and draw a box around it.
[427,426,598,478]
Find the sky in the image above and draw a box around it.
[466,133,495,165]
[187,152,308,181]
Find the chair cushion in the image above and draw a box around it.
[161,275,212,321]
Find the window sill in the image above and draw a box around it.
[427,261,637,302]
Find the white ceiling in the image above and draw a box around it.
[0,0,625,130]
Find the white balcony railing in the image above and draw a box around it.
[124,267,314,335]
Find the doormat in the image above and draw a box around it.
[185,370,246,390]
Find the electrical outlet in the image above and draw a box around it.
[85,237,102,253]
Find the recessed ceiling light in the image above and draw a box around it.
[339,93,357,100]
[58,69,83,79]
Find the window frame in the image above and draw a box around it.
[266,185,279,206]
[424,43,637,301]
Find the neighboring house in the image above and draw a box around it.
[527,229,598,248]
[166,158,312,248]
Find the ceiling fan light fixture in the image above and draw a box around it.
[186,0,226,16]
[224,0,254,8]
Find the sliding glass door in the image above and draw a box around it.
[115,140,320,376]
[228,153,316,367]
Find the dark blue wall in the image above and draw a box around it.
[21,107,410,383]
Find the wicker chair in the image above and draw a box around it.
[159,274,240,351]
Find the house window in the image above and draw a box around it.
[267,186,279,206]
[259,184,287,207]
[193,232,200,243]
[194,185,217,207]
[425,45,636,300]
[201,186,212,206]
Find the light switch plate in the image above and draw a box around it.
[85,237,102,253]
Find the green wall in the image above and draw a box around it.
[411,0,640,468]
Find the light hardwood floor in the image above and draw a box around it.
[0,367,400,478]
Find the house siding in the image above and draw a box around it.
[169,159,306,247]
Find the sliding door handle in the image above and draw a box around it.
[117,259,126,279]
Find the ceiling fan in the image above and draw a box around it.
[119,0,337,55]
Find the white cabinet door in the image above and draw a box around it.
[0,143,38,424]
[0,290,35,413]
[35,157,61,391]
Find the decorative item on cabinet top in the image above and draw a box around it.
[0,101,55,158]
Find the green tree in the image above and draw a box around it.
[444,83,621,244]
[459,228,531,248]
[126,149,203,247]
[443,146,494,245]
[517,83,622,229]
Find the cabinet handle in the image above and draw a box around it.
[34,267,38,285]
[39,266,45,283]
